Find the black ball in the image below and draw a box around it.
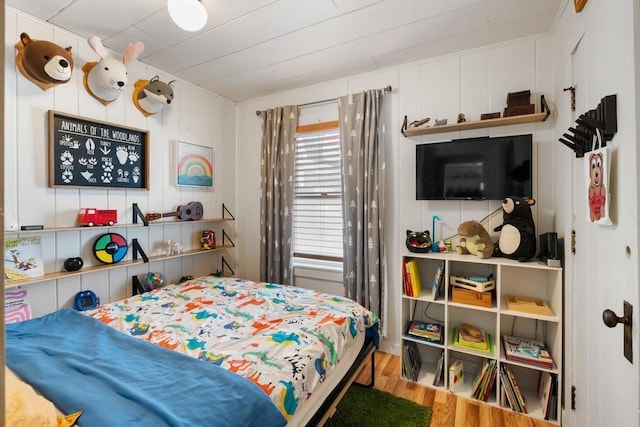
[64,257,84,272]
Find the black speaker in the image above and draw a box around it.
[539,232,560,266]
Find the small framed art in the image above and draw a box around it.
[175,141,214,188]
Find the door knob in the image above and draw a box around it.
[602,309,631,328]
[602,301,633,363]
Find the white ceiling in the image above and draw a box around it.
[7,0,563,102]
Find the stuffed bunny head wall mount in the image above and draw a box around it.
[15,32,73,91]
[82,36,144,105]
[132,76,176,117]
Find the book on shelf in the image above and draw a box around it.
[448,360,464,392]
[505,364,527,413]
[499,364,526,413]
[547,375,558,420]
[502,335,554,369]
[432,350,445,386]
[407,320,443,344]
[432,263,445,300]
[402,341,422,382]
[470,359,489,398]
[403,258,413,296]
[4,236,44,281]
[538,372,558,420]
[538,372,553,419]
[453,323,492,352]
[406,258,422,297]
[470,358,497,402]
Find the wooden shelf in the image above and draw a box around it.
[402,95,551,137]
[4,245,232,289]
[402,112,549,137]
[4,217,233,236]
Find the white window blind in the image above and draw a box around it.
[293,127,343,262]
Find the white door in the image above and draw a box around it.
[568,17,639,427]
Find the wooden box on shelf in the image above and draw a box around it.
[452,286,492,308]
[505,295,553,316]
[450,275,495,292]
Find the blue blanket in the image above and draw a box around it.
[5,309,286,427]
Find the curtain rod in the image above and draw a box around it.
[255,85,392,116]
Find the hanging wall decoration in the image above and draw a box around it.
[15,32,73,91]
[584,131,612,225]
[82,36,144,105]
[175,141,214,188]
[48,110,149,190]
[132,76,176,117]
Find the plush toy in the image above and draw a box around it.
[494,196,537,262]
[82,36,144,105]
[15,32,73,91]
[456,220,493,258]
[132,76,176,117]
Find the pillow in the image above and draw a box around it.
[5,366,81,427]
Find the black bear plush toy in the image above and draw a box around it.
[494,197,536,262]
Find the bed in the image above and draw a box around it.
[5,276,379,426]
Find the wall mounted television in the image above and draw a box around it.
[416,134,532,200]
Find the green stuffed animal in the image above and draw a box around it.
[456,220,493,259]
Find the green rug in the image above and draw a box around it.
[325,385,432,427]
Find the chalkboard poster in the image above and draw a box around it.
[48,110,149,190]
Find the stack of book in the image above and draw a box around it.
[402,341,422,382]
[538,372,558,421]
[406,320,443,344]
[499,364,527,413]
[502,335,554,369]
[452,323,493,354]
[403,258,423,297]
[470,359,497,401]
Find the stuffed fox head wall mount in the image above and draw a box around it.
[15,32,73,91]
[132,76,176,117]
[82,36,144,105]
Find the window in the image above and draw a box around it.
[293,123,343,263]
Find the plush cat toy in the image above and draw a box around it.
[82,36,144,105]
[456,220,493,259]
[15,32,73,90]
[494,196,537,262]
[132,76,175,117]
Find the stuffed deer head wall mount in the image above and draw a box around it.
[82,36,144,105]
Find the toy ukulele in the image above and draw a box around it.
[145,201,203,221]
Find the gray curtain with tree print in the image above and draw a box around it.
[259,105,298,285]
[338,90,386,324]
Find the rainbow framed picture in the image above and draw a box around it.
[175,141,214,188]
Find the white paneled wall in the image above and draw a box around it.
[4,9,237,317]
[237,35,554,354]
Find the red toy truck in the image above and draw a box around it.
[77,208,118,227]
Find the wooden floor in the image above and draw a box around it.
[352,351,557,427]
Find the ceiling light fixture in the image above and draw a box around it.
[168,0,208,32]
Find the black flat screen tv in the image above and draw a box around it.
[416,134,532,200]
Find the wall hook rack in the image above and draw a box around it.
[559,94,616,157]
